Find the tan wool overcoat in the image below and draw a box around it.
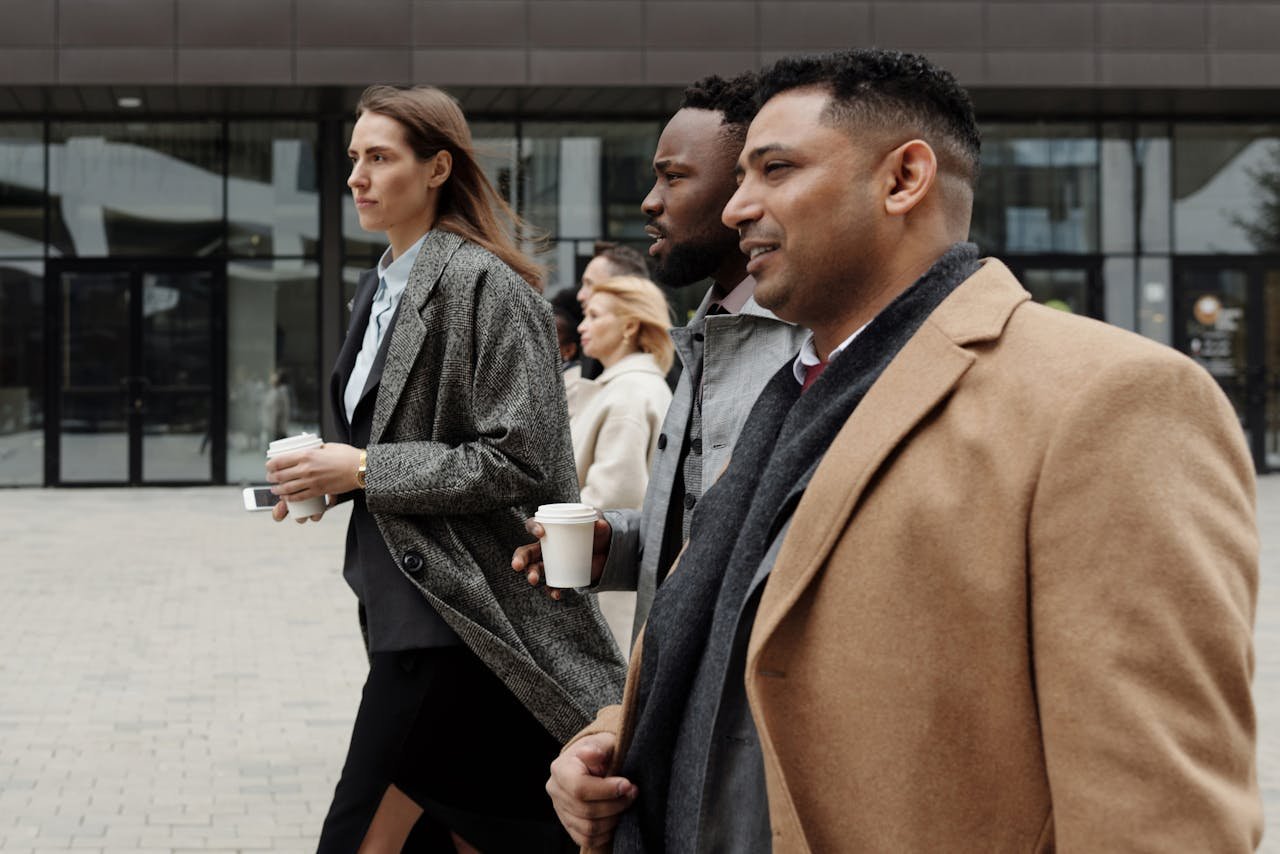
[572,259,1262,852]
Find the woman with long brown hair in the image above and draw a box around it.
[265,85,625,852]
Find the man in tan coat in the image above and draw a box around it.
[547,49,1262,852]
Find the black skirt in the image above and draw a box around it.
[317,645,574,852]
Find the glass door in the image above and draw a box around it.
[1174,260,1277,472]
[56,271,132,483]
[1264,268,1280,471]
[49,262,224,485]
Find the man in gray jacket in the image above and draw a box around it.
[514,73,808,642]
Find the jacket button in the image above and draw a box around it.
[657,433,667,450]
[684,494,696,510]
[402,553,424,573]
[693,332,705,342]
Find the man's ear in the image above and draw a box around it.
[427,150,453,189]
[883,139,937,217]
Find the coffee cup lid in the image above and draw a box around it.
[535,503,597,522]
[267,432,323,456]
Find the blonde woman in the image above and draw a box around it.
[573,276,675,510]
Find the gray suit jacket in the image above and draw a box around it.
[361,229,626,742]
[597,285,809,641]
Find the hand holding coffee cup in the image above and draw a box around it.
[266,434,328,519]
[514,505,611,597]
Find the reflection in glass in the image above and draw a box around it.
[228,122,319,258]
[972,124,1099,254]
[521,122,658,291]
[1265,270,1280,469]
[1020,268,1090,315]
[0,123,45,258]
[141,272,213,482]
[49,122,224,257]
[1138,256,1172,346]
[1174,124,1280,254]
[1137,124,1172,254]
[1100,124,1135,254]
[59,271,130,482]
[1103,256,1136,331]
[1176,268,1249,443]
[0,261,44,484]
[226,261,320,483]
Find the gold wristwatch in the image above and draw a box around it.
[356,449,368,489]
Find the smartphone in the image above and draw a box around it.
[242,486,281,511]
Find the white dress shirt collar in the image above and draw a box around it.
[709,275,756,315]
[343,232,429,424]
[376,231,428,299]
[792,323,869,385]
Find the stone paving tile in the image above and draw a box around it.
[0,486,636,852]
[1,482,1278,850]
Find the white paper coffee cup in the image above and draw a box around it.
[266,433,327,518]
[534,503,597,588]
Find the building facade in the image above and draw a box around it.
[1,0,1278,485]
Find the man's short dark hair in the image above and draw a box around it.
[757,50,981,186]
[592,240,649,278]
[679,71,759,147]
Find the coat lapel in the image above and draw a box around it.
[330,268,380,437]
[748,259,1031,657]
[370,229,466,444]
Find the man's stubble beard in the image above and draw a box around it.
[650,229,742,289]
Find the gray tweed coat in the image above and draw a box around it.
[361,229,626,743]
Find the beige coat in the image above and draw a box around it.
[563,362,592,420]
[570,352,673,511]
[572,260,1261,851]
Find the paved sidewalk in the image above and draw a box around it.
[0,481,1277,852]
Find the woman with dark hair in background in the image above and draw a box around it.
[550,289,592,419]
[265,84,625,853]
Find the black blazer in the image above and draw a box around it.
[331,268,458,651]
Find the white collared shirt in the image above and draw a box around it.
[710,275,756,315]
[344,233,428,424]
[791,323,869,385]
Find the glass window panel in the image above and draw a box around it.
[0,261,44,484]
[1176,267,1248,434]
[141,271,213,482]
[1103,255,1137,331]
[0,124,45,258]
[59,271,130,482]
[226,260,320,483]
[49,122,224,258]
[1137,123,1172,254]
[229,122,319,259]
[1101,123,1136,254]
[473,121,519,214]
[1174,124,1280,254]
[520,122,659,243]
[1264,269,1280,469]
[972,123,1099,254]
[1138,256,1172,346]
[1020,268,1090,315]
[543,240,580,295]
